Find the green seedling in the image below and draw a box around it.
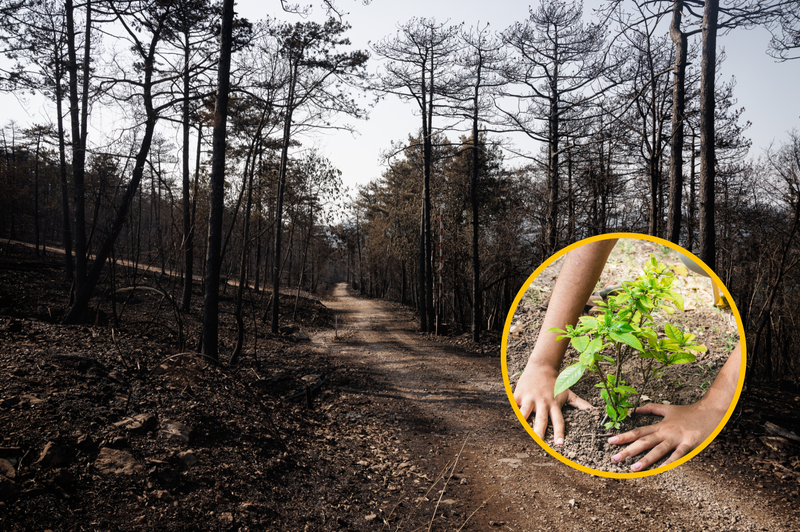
[697,363,715,390]
[550,255,707,430]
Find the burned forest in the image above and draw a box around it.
[1,0,800,530]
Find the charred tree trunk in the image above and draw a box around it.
[65,0,90,292]
[54,40,74,282]
[666,0,687,244]
[181,31,193,312]
[202,0,236,359]
[698,0,718,271]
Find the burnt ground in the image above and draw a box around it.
[1,241,800,531]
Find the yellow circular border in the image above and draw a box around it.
[500,232,747,478]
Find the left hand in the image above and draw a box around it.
[607,400,725,471]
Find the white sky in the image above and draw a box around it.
[3,0,799,191]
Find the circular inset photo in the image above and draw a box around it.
[502,233,746,478]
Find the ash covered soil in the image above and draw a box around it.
[2,242,800,531]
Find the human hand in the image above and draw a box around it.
[607,400,725,471]
[514,362,593,446]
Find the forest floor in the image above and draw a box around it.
[1,242,800,531]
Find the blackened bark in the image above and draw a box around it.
[65,0,88,292]
[202,0,236,359]
[470,90,481,342]
[699,0,718,271]
[54,40,74,282]
[666,0,687,244]
[181,31,193,312]
[63,7,164,324]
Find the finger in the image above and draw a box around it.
[611,433,661,464]
[608,422,660,446]
[533,404,549,439]
[662,442,693,467]
[633,402,671,417]
[566,390,593,410]
[629,439,674,472]
[518,397,535,420]
[550,405,565,446]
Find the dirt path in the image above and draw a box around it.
[318,283,798,531]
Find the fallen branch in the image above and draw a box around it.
[765,421,800,443]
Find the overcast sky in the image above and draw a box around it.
[3,0,798,191]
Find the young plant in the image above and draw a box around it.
[550,255,707,430]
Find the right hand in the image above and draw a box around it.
[514,362,593,445]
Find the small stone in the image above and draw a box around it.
[567,451,577,459]
[219,512,233,524]
[0,458,15,479]
[460,477,468,485]
[569,498,578,508]
[94,447,143,476]
[37,441,66,468]
[114,413,157,434]
[177,450,198,467]
[160,420,191,445]
[107,436,129,449]
[515,453,530,459]
[152,490,173,502]
[301,374,320,383]
[240,501,259,512]
[20,395,43,405]
[365,514,377,522]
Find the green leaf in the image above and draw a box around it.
[554,363,587,397]
[609,331,644,351]
[664,323,680,341]
[579,350,594,366]
[606,403,618,421]
[604,421,617,430]
[570,335,590,353]
[614,385,638,395]
[666,290,684,311]
[669,352,697,365]
[546,327,567,334]
[585,337,603,354]
[684,344,708,353]
[610,322,635,334]
[600,355,616,364]
[658,305,676,315]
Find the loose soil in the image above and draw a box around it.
[506,239,740,472]
[2,241,800,531]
